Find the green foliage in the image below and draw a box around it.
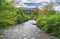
[0,0,5,8]
[16,9,31,24]
[0,4,18,29]
[0,1,31,29]
[36,14,60,37]
[0,1,19,29]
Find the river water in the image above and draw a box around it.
[3,20,60,39]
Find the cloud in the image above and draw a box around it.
[54,6,60,11]
[15,0,60,11]
[15,3,36,8]
[15,0,48,8]
[21,0,50,3]
[37,0,50,2]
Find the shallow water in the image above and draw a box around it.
[3,20,60,39]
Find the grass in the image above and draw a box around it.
[35,13,60,37]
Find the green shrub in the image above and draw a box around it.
[0,5,18,29]
[16,9,32,24]
[36,14,60,37]
[0,2,31,29]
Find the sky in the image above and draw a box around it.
[16,0,55,8]
[21,0,50,3]
[15,0,60,11]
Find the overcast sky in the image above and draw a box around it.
[21,0,50,3]
[16,0,60,11]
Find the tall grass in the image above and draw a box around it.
[0,2,32,29]
[36,12,60,37]
[31,8,60,37]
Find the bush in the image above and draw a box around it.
[36,14,60,37]
[0,5,18,29]
[0,2,31,29]
[17,9,31,24]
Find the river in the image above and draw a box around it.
[3,20,60,39]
